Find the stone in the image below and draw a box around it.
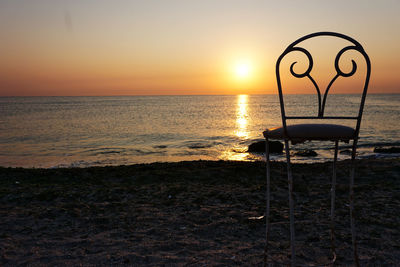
[293,150,318,157]
[247,140,283,153]
[340,149,352,155]
[373,147,400,154]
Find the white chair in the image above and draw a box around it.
[263,32,371,266]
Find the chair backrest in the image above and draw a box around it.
[276,32,371,138]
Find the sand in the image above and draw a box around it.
[1,159,399,266]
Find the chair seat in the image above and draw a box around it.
[263,123,355,143]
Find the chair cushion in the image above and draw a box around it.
[263,124,355,143]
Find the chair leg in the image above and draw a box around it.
[264,138,271,266]
[350,140,360,266]
[330,141,338,264]
[284,139,295,267]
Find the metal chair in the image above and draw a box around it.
[263,32,371,266]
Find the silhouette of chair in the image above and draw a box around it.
[263,32,371,266]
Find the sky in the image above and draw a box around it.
[0,0,399,96]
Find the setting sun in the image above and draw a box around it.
[235,62,252,79]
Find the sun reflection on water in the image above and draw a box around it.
[235,94,249,138]
[220,94,252,161]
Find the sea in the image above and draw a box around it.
[0,94,399,168]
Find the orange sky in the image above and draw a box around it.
[0,0,399,96]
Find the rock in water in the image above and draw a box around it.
[294,150,318,157]
[340,149,352,155]
[247,141,283,153]
[374,147,400,153]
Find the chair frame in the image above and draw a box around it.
[264,32,371,266]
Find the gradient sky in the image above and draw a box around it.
[0,0,399,96]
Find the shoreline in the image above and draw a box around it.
[1,158,399,265]
[1,143,400,169]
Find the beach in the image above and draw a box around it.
[1,158,399,265]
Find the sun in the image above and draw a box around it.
[234,62,252,79]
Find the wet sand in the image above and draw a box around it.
[1,159,399,265]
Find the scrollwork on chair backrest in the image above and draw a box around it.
[275,32,371,136]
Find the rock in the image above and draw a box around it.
[373,147,400,154]
[247,141,283,153]
[340,149,352,155]
[293,150,318,157]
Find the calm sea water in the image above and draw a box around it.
[0,94,399,168]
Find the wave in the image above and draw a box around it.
[153,145,168,149]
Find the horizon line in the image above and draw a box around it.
[1,92,399,97]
